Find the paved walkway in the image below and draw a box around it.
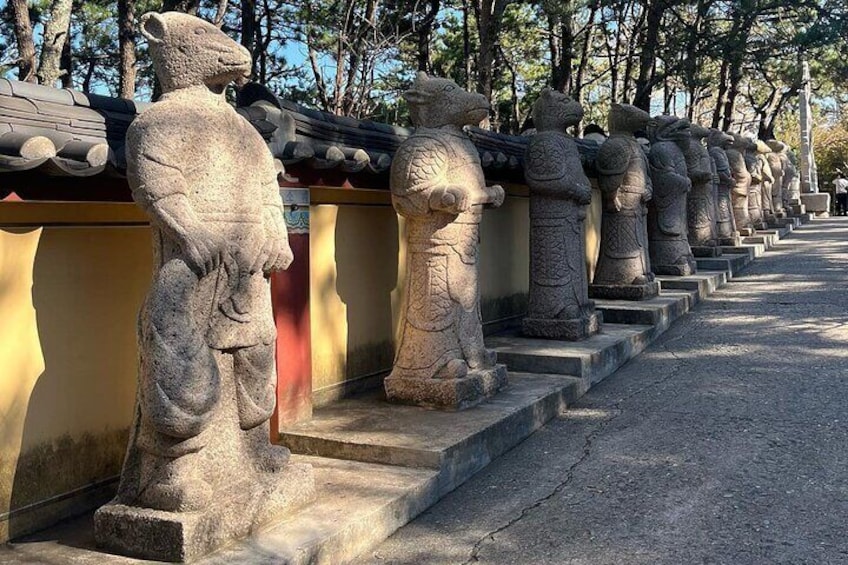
[359,218,848,565]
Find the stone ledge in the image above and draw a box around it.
[595,292,695,336]
[695,253,751,278]
[656,271,728,302]
[721,244,764,259]
[280,372,580,496]
[488,324,654,387]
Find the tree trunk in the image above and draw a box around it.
[475,0,509,101]
[416,0,440,72]
[10,0,37,82]
[38,0,74,86]
[632,0,662,111]
[118,0,137,99]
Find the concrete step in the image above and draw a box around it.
[656,271,728,302]
[720,244,764,259]
[279,372,580,496]
[696,253,751,278]
[488,324,654,388]
[1,456,441,565]
[595,291,696,333]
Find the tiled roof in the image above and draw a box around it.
[0,79,599,184]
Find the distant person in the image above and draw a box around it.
[583,123,607,145]
[834,173,848,216]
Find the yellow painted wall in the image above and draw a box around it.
[308,195,532,404]
[0,225,150,542]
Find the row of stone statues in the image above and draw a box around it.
[98,21,802,557]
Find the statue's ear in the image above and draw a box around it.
[140,12,167,44]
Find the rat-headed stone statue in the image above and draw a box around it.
[94,12,314,562]
[385,72,507,409]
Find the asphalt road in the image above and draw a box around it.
[359,217,848,565]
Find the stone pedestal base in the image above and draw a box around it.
[521,310,602,341]
[691,246,722,257]
[94,462,315,562]
[652,259,697,276]
[385,364,508,410]
[800,193,830,216]
[589,280,659,301]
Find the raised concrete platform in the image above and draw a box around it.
[488,324,653,387]
[720,244,764,259]
[594,291,696,333]
[656,271,728,302]
[280,372,580,496]
[0,456,441,565]
[695,253,751,278]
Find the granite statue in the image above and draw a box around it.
[646,115,697,276]
[784,148,801,205]
[757,141,776,225]
[590,104,659,300]
[727,133,754,235]
[767,140,789,217]
[522,88,601,340]
[744,137,765,230]
[385,72,507,409]
[707,129,739,245]
[683,123,720,256]
[93,12,315,562]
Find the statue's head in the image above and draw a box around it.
[707,129,734,149]
[140,12,251,94]
[403,72,490,128]
[531,88,583,132]
[608,104,650,134]
[646,115,691,144]
[690,123,710,140]
[755,140,772,154]
[730,133,750,150]
[767,140,788,153]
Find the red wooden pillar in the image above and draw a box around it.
[270,187,312,438]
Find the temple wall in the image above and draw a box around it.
[0,223,150,543]
[0,182,602,540]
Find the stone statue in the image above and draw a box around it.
[590,104,659,300]
[707,129,740,245]
[94,13,315,562]
[757,141,776,225]
[744,137,765,230]
[522,88,601,340]
[683,123,720,256]
[385,72,507,409]
[767,140,788,217]
[784,148,801,205]
[646,115,697,276]
[727,133,754,235]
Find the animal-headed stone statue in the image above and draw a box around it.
[727,133,754,235]
[386,72,507,409]
[522,88,600,340]
[783,148,801,206]
[756,140,776,225]
[646,115,697,276]
[744,137,765,230]
[94,12,314,562]
[766,140,788,217]
[590,104,659,300]
[683,123,720,255]
[707,129,740,245]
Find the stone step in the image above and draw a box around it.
[656,271,728,302]
[279,372,580,496]
[595,291,696,333]
[695,253,751,278]
[1,456,442,565]
[720,244,764,259]
[488,324,654,387]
